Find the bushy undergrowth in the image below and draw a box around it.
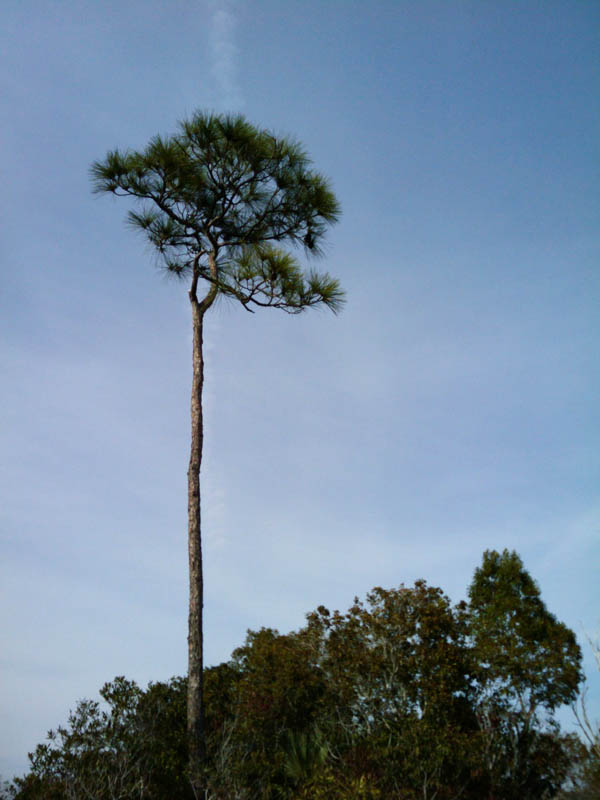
[7,550,597,800]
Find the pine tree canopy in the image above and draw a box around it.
[90,112,344,313]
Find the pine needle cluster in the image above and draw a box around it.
[91,112,344,313]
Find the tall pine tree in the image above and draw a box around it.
[91,112,343,792]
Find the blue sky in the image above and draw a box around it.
[1,0,599,781]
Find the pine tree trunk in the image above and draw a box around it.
[187,296,206,793]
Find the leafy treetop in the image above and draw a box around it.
[468,548,582,715]
[90,112,344,314]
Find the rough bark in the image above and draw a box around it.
[187,252,218,794]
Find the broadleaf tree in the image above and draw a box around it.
[468,549,583,798]
[90,112,343,792]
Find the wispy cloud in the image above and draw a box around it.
[208,0,243,110]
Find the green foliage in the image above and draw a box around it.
[291,768,381,800]
[303,582,479,799]
[468,549,584,799]
[202,628,331,798]
[11,676,191,800]
[558,636,600,799]
[469,549,582,714]
[10,551,587,799]
[91,112,344,313]
[305,582,474,730]
[281,728,329,785]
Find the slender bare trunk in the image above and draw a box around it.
[187,296,205,792]
[187,252,218,795]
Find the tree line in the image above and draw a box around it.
[6,549,599,799]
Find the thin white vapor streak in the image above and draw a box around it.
[208,0,243,110]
